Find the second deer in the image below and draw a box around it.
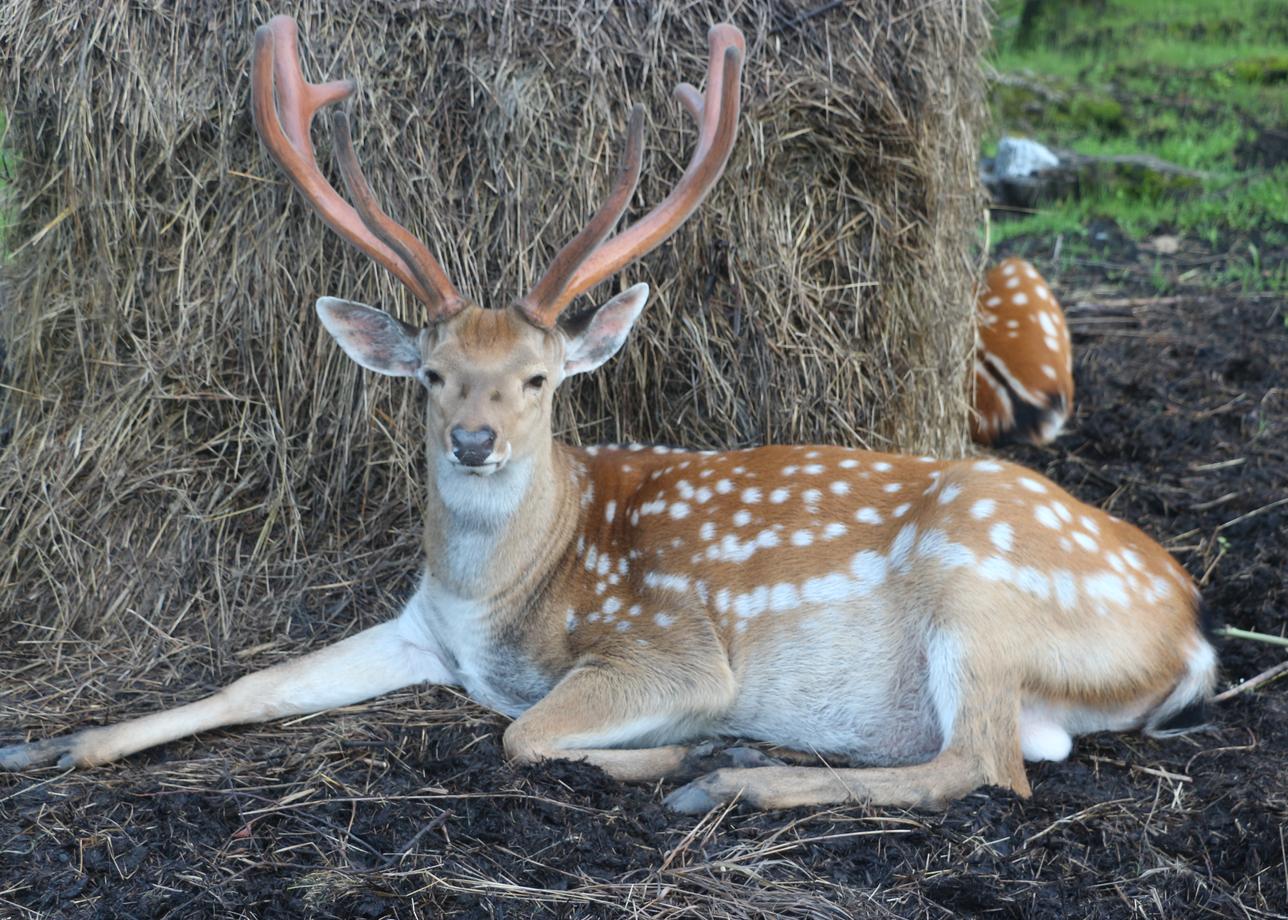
[973,257,1075,446]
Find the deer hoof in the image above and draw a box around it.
[664,777,720,814]
[0,737,75,770]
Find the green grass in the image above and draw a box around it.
[987,0,1288,275]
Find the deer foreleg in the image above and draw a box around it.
[503,653,736,783]
[1,618,455,770]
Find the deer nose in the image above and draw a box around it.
[450,426,497,466]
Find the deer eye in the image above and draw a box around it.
[422,369,444,387]
[525,374,547,390]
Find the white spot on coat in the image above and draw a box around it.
[850,550,888,592]
[915,529,975,569]
[1072,531,1098,552]
[1052,570,1078,609]
[770,582,800,611]
[1084,572,1129,607]
[1034,505,1061,529]
[1016,566,1051,599]
[889,524,918,572]
[801,572,853,605]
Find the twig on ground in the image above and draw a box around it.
[1213,659,1288,703]
[1216,497,1288,534]
[1215,626,1288,649]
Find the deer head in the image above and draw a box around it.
[252,16,744,480]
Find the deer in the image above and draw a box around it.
[972,257,1074,446]
[0,16,1216,813]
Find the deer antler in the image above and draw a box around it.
[514,106,645,327]
[251,15,465,320]
[516,24,745,328]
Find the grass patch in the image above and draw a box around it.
[988,0,1288,274]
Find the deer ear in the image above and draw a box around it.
[562,283,650,376]
[316,297,423,377]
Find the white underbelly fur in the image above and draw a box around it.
[718,604,941,765]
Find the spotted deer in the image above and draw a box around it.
[0,17,1216,812]
[972,257,1074,446]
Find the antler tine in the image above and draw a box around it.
[331,111,465,318]
[251,15,464,319]
[530,25,745,322]
[516,105,646,328]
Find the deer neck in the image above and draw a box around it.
[422,439,582,603]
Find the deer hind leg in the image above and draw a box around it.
[503,647,737,784]
[666,633,1030,812]
[0,618,454,770]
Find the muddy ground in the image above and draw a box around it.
[2,229,1285,918]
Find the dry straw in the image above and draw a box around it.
[0,3,987,686]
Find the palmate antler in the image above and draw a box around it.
[251,16,744,328]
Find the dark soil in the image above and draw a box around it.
[2,231,1285,918]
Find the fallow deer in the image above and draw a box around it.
[0,17,1216,812]
[972,258,1074,446]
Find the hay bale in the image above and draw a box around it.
[0,3,988,670]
